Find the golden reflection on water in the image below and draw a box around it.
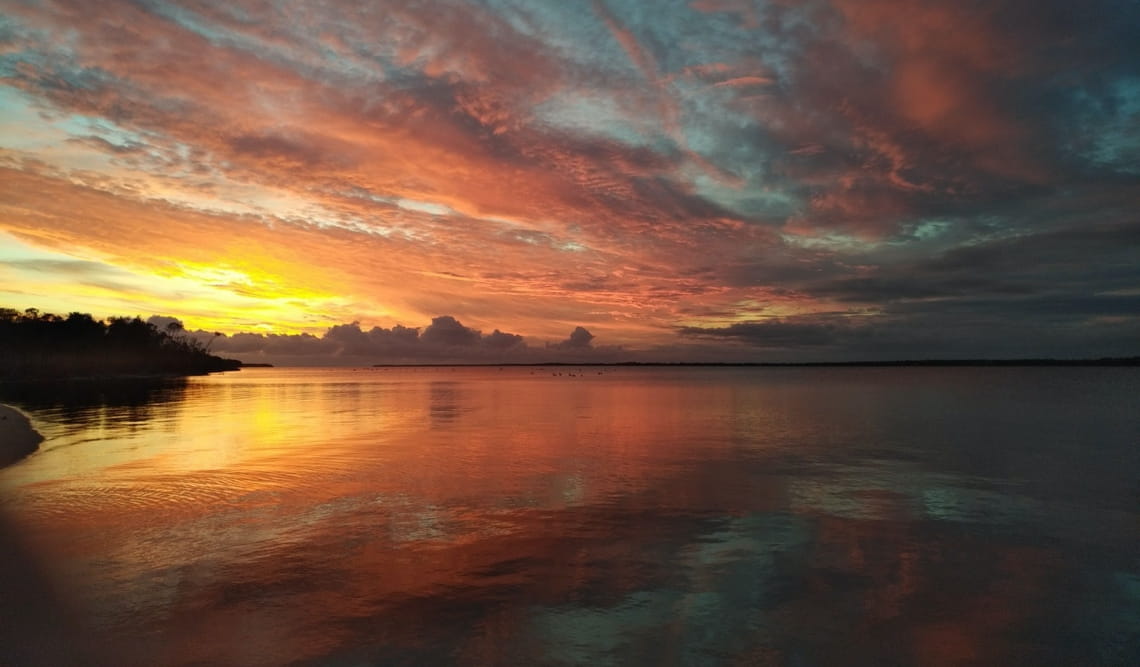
[1,367,1138,666]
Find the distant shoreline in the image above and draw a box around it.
[371,357,1140,368]
[0,404,43,468]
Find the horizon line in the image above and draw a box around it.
[352,357,1140,368]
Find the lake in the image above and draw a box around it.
[1,366,1138,665]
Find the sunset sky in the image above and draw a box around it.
[1,0,1138,362]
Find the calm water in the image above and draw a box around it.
[1,366,1138,666]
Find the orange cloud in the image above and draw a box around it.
[3,0,1136,360]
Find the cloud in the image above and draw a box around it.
[420,315,481,347]
[679,318,847,349]
[551,326,596,350]
[483,329,525,350]
[188,315,616,364]
[145,315,185,332]
[1,0,1137,361]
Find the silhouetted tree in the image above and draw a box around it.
[0,308,240,380]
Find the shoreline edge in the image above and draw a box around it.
[0,404,43,468]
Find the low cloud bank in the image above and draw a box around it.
[150,315,623,365]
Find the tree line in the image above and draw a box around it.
[0,308,240,380]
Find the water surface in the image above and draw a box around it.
[2,367,1138,665]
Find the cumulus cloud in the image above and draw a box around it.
[483,329,525,350]
[550,326,595,350]
[146,315,185,332]
[183,316,616,364]
[420,316,481,347]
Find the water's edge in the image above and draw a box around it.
[0,404,43,468]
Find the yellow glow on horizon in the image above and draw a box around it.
[0,232,361,335]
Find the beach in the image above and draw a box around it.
[0,404,42,468]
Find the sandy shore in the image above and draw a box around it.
[0,404,43,468]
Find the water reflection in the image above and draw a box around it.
[0,367,1137,665]
[0,377,188,429]
[429,381,463,426]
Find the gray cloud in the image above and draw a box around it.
[187,316,615,364]
[420,316,482,347]
[679,319,848,349]
[483,329,525,350]
[145,315,185,332]
[550,326,595,350]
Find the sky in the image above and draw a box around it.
[1,0,1138,363]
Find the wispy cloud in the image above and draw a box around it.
[1,0,1137,359]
